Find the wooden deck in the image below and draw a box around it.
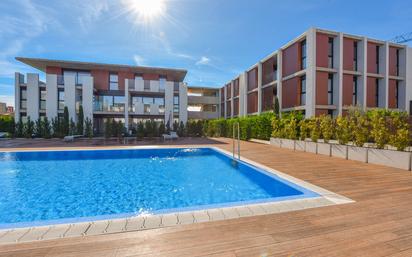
[1,138,412,257]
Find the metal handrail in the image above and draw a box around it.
[232,122,240,161]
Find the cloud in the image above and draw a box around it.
[76,0,109,32]
[196,56,211,66]
[133,55,146,66]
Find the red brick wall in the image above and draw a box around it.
[342,74,354,106]
[233,98,239,116]
[247,68,258,91]
[221,88,225,101]
[262,57,276,85]
[316,71,329,105]
[366,77,377,107]
[282,77,299,108]
[233,79,240,97]
[262,86,274,112]
[226,84,231,99]
[226,100,231,117]
[247,92,258,114]
[367,42,379,74]
[142,74,159,80]
[316,33,330,68]
[46,66,62,75]
[388,79,397,108]
[343,38,355,71]
[91,70,109,90]
[118,71,134,91]
[282,42,300,77]
[389,47,399,76]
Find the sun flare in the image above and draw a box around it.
[126,0,166,22]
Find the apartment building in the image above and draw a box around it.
[221,28,412,118]
[14,58,188,134]
[187,86,220,120]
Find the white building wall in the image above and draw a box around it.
[27,73,39,120]
[46,74,58,120]
[165,81,174,126]
[135,77,144,91]
[305,28,317,118]
[239,74,246,117]
[64,74,76,121]
[337,33,344,116]
[384,42,390,109]
[179,83,188,123]
[257,62,263,114]
[14,73,23,121]
[277,51,283,114]
[150,80,160,92]
[82,76,94,124]
[405,47,412,114]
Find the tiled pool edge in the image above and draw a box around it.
[0,146,354,245]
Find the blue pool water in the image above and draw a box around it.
[0,148,318,228]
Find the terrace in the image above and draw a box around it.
[1,137,411,256]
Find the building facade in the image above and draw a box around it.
[221,28,412,118]
[187,86,220,120]
[14,58,188,134]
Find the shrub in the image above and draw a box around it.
[62,107,70,136]
[84,118,93,139]
[0,115,15,134]
[24,117,34,138]
[177,121,185,137]
[43,117,51,139]
[271,115,284,138]
[158,121,166,136]
[15,120,24,138]
[349,109,369,147]
[299,119,309,141]
[368,109,390,149]
[308,117,321,143]
[77,105,84,135]
[319,115,334,143]
[335,116,351,145]
[389,111,410,151]
[104,119,112,139]
[51,117,60,138]
[136,121,145,139]
[34,118,43,138]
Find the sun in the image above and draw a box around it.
[125,0,166,22]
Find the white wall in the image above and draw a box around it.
[46,74,58,120]
[82,76,94,124]
[406,47,412,114]
[305,28,317,118]
[179,83,188,123]
[14,73,23,121]
[27,73,39,120]
[64,74,76,121]
[165,81,174,126]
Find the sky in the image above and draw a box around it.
[1,0,412,107]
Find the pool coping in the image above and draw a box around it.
[0,146,354,245]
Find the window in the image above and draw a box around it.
[376,46,380,74]
[353,41,358,71]
[113,96,125,112]
[144,80,150,91]
[300,76,306,105]
[328,74,334,105]
[353,76,358,105]
[58,88,65,110]
[63,70,91,85]
[273,64,278,81]
[144,104,151,114]
[155,97,165,113]
[39,88,46,110]
[109,73,118,90]
[301,40,307,70]
[328,37,334,68]
[174,82,180,91]
[159,76,166,92]
[396,49,400,76]
[143,97,153,104]
[395,81,400,109]
[20,87,27,109]
[174,95,179,113]
[375,79,380,107]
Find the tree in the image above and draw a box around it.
[69,118,76,136]
[84,117,93,139]
[15,120,24,138]
[77,105,84,135]
[177,121,185,137]
[51,117,60,138]
[104,119,112,139]
[173,120,179,132]
[158,121,165,136]
[43,117,51,139]
[62,107,70,136]
[35,118,43,138]
[136,121,145,139]
[273,95,280,117]
[24,117,34,138]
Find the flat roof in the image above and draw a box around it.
[15,57,188,82]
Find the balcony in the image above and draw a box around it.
[57,74,92,86]
[129,79,166,93]
[129,103,165,115]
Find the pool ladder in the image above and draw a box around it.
[232,122,240,161]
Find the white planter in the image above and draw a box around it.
[367,148,411,171]
[281,139,295,150]
[295,140,305,152]
[270,138,281,148]
[305,141,317,154]
[347,146,368,163]
[331,144,348,159]
[317,142,331,156]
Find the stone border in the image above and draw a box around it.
[0,146,353,245]
[270,138,412,171]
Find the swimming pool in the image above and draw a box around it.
[0,148,319,228]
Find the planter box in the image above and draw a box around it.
[305,141,317,154]
[331,144,348,159]
[317,142,331,156]
[295,140,305,152]
[270,138,281,148]
[347,146,368,163]
[367,148,411,171]
[281,139,295,150]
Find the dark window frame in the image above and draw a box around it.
[58,88,65,111]
[109,72,119,90]
[376,46,380,74]
[39,87,46,110]
[396,49,400,76]
[300,40,307,70]
[328,74,334,105]
[328,37,334,68]
[395,80,400,109]
[353,41,358,71]
[375,78,380,107]
[20,87,27,110]
[353,76,358,105]
[300,75,306,106]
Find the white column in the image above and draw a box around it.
[224,86,227,119]
[165,81,174,125]
[239,74,246,117]
[337,33,344,116]
[405,47,412,114]
[64,74,76,121]
[243,72,248,116]
[257,62,263,114]
[124,79,130,130]
[361,37,368,110]
[82,76,94,124]
[305,28,317,118]
[179,82,188,123]
[27,73,39,121]
[14,73,23,121]
[46,74,58,120]
[230,81,234,117]
[384,42,390,109]
[277,51,283,115]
